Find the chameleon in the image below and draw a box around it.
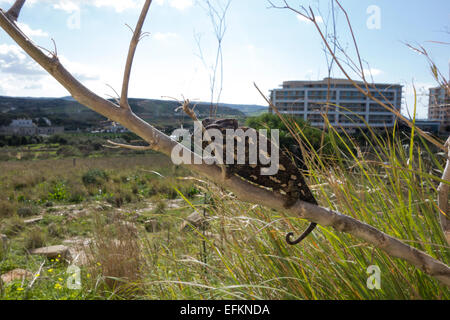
[194,118,318,245]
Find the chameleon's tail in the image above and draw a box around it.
[285,223,317,245]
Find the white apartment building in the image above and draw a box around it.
[10,119,34,127]
[0,119,64,136]
[269,78,403,129]
[428,86,449,133]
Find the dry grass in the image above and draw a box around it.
[86,214,144,297]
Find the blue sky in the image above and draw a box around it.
[0,0,448,118]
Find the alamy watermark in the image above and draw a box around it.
[170,121,280,176]
[366,5,381,30]
[366,265,381,290]
[66,264,82,290]
[67,10,81,30]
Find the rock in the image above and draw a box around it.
[62,238,92,246]
[93,202,113,211]
[180,211,207,231]
[1,269,33,284]
[167,199,183,209]
[24,215,43,225]
[144,219,160,233]
[30,245,69,260]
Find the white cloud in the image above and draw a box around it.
[153,32,178,41]
[297,14,323,24]
[169,0,193,10]
[92,0,144,13]
[53,0,80,13]
[363,68,383,77]
[17,22,49,38]
[0,0,146,13]
[0,0,192,13]
[0,44,45,75]
[0,44,58,96]
[154,0,193,10]
[0,43,102,97]
[58,55,101,82]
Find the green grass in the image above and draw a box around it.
[0,121,449,299]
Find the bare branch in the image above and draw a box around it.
[178,99,199,123]
[120,0,152,110]
[105,140,153,151]
[27,260,45,290]
[5,0,25,21]
[197,0,231,117]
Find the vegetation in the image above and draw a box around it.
[0,123,448,299]
[0,0,448,302]
[0,96,247,131]
[246,113,347,157]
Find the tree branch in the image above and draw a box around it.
[5,0,25,21]
[105,139,153,151]
[1,3,449,287]
[120,0,152,110]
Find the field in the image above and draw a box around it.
[0,124,449,300]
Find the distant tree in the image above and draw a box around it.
[48,134,68,145]
[245,113,339,157]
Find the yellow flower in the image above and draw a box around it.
[58,278,63,282]
[48,269,53,273]
[50,259,54,262]
[96,262,102,266]
[35,274,40,278]
[55,258,60,262]
[54,283,62,290]
[57,254,61,258]
[17,287,24,292]
[86,273,91,279]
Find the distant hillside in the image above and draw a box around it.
[195,102,268,115]
[0,96,254,131]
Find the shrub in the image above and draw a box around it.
[47,222,64,238]
[48,182,68,201]
[48,134,68,145]
[106,194,124,208]
[0,200,16,218]
[153,198,167,214]
[82,169,109,186]
[69,185,88,203]
[1,216,25,236]
[24,227,46,250]
[17,205,39,217]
